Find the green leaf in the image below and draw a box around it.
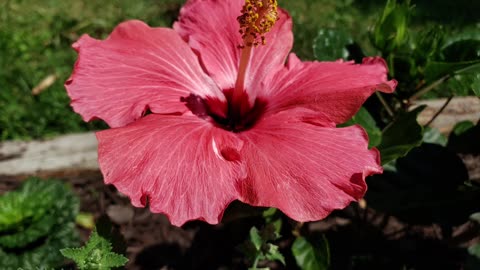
[262,208,282,235]
[378,106,425,164]
[243,226,284,270]
[471,73,480,96]
[249,227,263,250]
[372,0,411,52]
[265,244,285,265]
[441,28,480,62]
[423,127,447,146]
[424,60,480,83]
[0,177,79,269]
[340,107,382,148]
[61,228,128,270]
[470,212,480,224]
[469,244,480,259]
[453,121,475,136]
[292,236,330,270]
[313,28,353,61]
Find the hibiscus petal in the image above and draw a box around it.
[66,20,225,128]
[96,114,244,226]
[264,55,397,124]
[237,109,382,222]
[174,0,293,94]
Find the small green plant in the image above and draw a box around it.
[241,225,285,270]
[61,227,128,270]
[0,177,79,269]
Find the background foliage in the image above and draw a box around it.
[0,178,79,269]
[1,0,478,140]
[0,0,479,269]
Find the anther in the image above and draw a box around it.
[237,0,279,47]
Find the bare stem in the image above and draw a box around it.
[425,95,454,127]
[409,75,450,103]
[376,92,395,118]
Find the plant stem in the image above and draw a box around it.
[425,95,454,127]
[376,92,395,118]
[409,74,450,102]
[252,256,260,270]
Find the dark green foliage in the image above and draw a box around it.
[292,235,330,270]
[377,106,425,164]
[241,225,285,270]
[339,107,382,148]
[313,28,353,61]
[372,0,411,53]
[0,178,80,269]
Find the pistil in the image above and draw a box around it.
[232,0,279,116]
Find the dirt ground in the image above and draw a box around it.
[1,157,479,270]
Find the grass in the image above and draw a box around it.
[0,0,476,140]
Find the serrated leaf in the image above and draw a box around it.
[292,236,330,270]
[103,253,129,268]
[340,107,382,148]
[313,28,353,61]
[265,244,285,265]
[249,227,262,250]
[0,177,79,269]
[378,106,425,164]
[61,228,128,270]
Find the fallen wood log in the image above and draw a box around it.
[0,133,98,176]
[413,96,480,134]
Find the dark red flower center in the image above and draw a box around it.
[181,90,266,132]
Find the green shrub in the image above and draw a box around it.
[0,177,80,269]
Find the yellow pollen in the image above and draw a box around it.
[237,0,279,47]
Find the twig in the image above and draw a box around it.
[409,74,450,102]
[409,62,480,103]
[425,95,454,127]
[376,92,395,118]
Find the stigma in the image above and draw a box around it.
[237,0,279,47]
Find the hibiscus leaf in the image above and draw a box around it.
[441,28,480,63]
[313,28,353,61]
[453,121,475,136]
[424,60,480,83]
[340,107,382,148]
[423,127,447,146]
[470,212,480,224]
[292,235,330,270]
[469,244,480,259]
[472,73,480,96]
[372,0,411,52]
[378,106,425,164]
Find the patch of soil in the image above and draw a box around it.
[1,168,479,270]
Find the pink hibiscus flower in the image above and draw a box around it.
[66,0,396,226]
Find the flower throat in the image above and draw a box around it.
[182,0,278,132]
